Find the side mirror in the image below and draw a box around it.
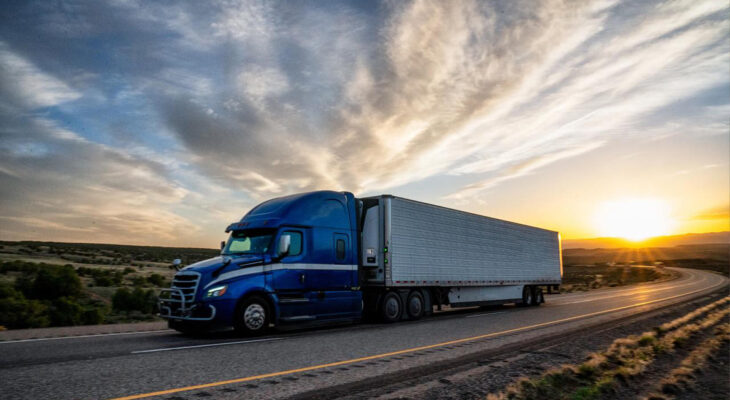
[278,235,291,258]
[220,241,226,251]
[172,259,182,271]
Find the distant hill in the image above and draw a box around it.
[562,243,729,276]
[563,232,730,249]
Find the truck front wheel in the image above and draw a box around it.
[234,296,270,336]
[380,292,403,323]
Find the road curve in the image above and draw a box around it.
[0,268,726,400]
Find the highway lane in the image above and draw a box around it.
[0,267,726,400]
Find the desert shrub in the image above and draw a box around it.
[147,273,166,287]
[28,265,82,300]
[48,297,84,326]
[81,305,107,325]
[76,267,124,286]
[0,283,50,329]
[112,287,156,314]
[0,262,111,328]
[129,276,148,287]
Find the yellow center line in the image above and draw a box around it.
[110,280,728,400]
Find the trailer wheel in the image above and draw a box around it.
[520,286,533,307]
[406,290,425,320]
[380,292,403,323]
[531,287,544,306]
[234,296,270,336]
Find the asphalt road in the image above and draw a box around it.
[0,268,726,400]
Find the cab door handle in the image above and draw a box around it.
[299,273,305,284]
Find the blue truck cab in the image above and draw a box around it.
[159,190,362,334]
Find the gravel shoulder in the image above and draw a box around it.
[329,291,729,400]
[0,320,168,341]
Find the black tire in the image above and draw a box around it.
[532,287,544,306]
[406,290,425,320]
[380,291,403,323]
[520,286,533,307]
[234,295,270,336]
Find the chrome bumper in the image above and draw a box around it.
[158,288,216,321]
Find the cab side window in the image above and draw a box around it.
[335,239,346,261]
[283,231,303,256]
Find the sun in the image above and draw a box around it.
[594,198,675,241]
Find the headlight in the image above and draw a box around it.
[205,285,228,298]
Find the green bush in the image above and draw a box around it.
[0,283,50,329]
[129,276,148,287]
[147,273,166,287]
[0,261,111,329]
[29,265,82,300]
[112,287,156,314]
[76,267,123,286]
[48,297,84,326]
[81,306,106,325]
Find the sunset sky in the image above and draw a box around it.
[0,0,728,247]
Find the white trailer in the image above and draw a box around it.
[359,195,562,320]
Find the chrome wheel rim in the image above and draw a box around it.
[244,303,265,330]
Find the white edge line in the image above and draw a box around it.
[0,329,174,344]
[131,337,283,354]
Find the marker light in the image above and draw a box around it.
[205,285,228,297]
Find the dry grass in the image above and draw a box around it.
[643,323,730,400]
[486,296,730,400]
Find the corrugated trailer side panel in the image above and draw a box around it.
[388,197,561,287]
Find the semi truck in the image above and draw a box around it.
[159,190,562,335]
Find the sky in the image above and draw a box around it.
[0,0,728,248]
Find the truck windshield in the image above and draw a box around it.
[222,229,275,256]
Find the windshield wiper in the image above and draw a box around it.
[212,257,233,278]
[211,254,265,278]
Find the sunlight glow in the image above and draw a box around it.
[594,198,675,241]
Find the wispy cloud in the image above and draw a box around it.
[0,41,81,107]
[0,0,728,244]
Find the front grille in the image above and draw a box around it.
[170,272,200,304]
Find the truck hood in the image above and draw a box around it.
[181,254,264,275]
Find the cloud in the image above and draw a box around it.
[151,0,729,200]
[0,41,81,108]
[0,113,196,244]
[0,43,196,244]
[0,0,728,245]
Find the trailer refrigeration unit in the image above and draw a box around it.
[159,191,562,335]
